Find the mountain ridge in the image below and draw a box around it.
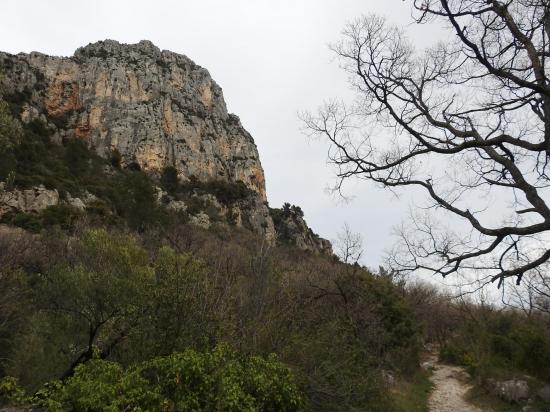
[0,39,332,254]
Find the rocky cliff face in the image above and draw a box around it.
[0,40,331,253]
[0,40,265,198]
[0,183,59,216]
[270,205,333,256]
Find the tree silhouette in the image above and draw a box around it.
[303,1,550,287]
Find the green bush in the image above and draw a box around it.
[172,178,254,205]
[440,311,550,382]
[110,149,122,169]
[5,212,43,233]
[0,151,16,181]
[41,204,81,230]
[0,376,28,407]
[1,205,81,233]
[29,346,305,412]
[64,139,92,177]
[0,100,22,153]
[161,166,179,195]
[440,342,472,367]
[115,171,159,230]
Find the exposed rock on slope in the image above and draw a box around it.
[0,183,59,217]
[270,204,333,255]
[0,40,331,253]
[0,40,265,198]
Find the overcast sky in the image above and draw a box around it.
[0,0,446,270]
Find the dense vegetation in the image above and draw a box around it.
[0,114,167,231]
[0,221,424,411]
[1,346,304,411]
[403,281,550,410]
[161,165,256,206]
[0,97,428,410]
[441,310,550,382]
[1,90,549,411]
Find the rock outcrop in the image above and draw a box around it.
[0,40,265,198]
[270,204,333,256]
[485,379,530,403]
[155,186,275,238]
[0,40,330,253]
[0,183,59,217]
[538,386,550,403]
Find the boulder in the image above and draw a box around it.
[537,385,550,403]
[189,212,210,229]
[0,184,59,217]
[421,361,436,371]
[486,379,529,403]
[381,370,396,387]
[65,194,86,210]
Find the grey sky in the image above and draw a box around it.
[0,0,444,269]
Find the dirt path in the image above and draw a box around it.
[427,355,486,412]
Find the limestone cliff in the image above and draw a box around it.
[0,40,331,253]
[0,40,265,199]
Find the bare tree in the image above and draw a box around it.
[335,223,364,265]
[303,0,550,287]
[502,264,550,314]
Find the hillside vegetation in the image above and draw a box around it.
[1,91,549,411]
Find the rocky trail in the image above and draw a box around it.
[426,354,486,412]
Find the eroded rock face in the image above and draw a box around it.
[0,40,266,199]
[0,40,329,251]
[0,183,59,217]
[272,207,333,256]
[155,187,276,242]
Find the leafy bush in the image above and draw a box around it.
[199,180,254,204]
[440,342,472,367]
[64,139,92,177]
[41,204,82,230]
[0,100,22,152]
[440,311,550,382]
[110,149,122,169]
[161,166,179,195]
[164,175,255,206]
[0,376,27,407]
[1,205,81,233]
[3,212,43,233]
[115,171,159,230]
[21,346,305,411]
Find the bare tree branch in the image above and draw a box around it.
[305,1,550,287]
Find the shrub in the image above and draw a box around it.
[0,151,16,181]
[31,346,305,412]
[440,311,550,382]
[64,139,91,177]
[116,171,159,230]
[0,99,22,152]
[4,212,43,233]
[174,179,254,205]
[41,205,81,230]
[26,119,52,139]
[1,205,81,233]
[0,377,28,407]
[110,149,122,169]
[160,166,179,194]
